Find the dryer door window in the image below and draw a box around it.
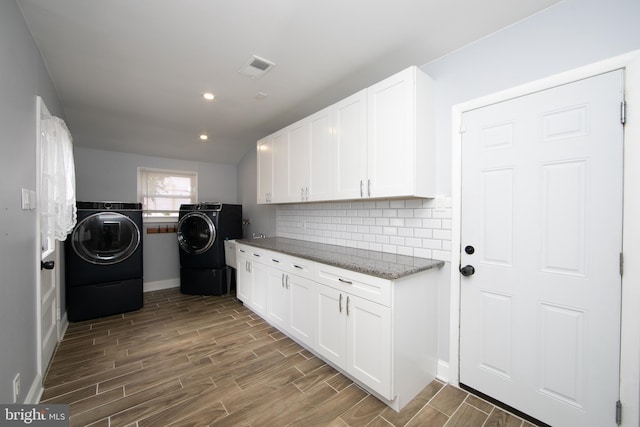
[72,212,141,265]
[177,212,216,255]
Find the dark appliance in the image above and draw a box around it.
[65,201,143,321]
[177,203,242,295]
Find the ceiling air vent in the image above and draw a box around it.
[238,55,275,79]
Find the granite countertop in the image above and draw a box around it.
[235,237,444,280]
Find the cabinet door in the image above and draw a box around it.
[288,119,310,202]
[271,129,290,203]
[308,107,332,202]
[315,285,346,367]
[332,89,368,200]
[236,256,251,304]
[367,67,415,198]
[250,259,268,316]
[257,137,273,204]
[346,294,392,398]
[266,267,289,330]
[288,274,316,348]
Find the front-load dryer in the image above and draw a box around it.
[65,201,143,321]
[177,203,242,295]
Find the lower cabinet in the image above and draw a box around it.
[236,247,267,316]
[316,285,392,398]
[236,243,437,412]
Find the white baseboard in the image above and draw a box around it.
[144,278,179,293]
[436,359,450,383]
[25,373,43,404]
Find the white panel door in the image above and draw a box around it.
[37,97,60,380]
[460,71,624,427]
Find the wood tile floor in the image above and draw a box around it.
[41,288,536,427]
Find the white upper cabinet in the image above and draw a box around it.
[307,107,333,201]
[257,66,434,204]
[288,118,311,202]
[366,66,434,198]
[271,129,290,203]
[332,90,368,200]
[256,136,273,204]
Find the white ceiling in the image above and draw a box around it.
[18,0,562,165]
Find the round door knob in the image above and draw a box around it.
[460,265,475,277]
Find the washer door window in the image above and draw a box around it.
[177,212,216,255]
[72,212,141,265]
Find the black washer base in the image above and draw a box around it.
[67,278,143,322]
[180,267,227,295]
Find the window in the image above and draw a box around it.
[137,167,197,221]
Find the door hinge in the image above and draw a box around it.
[621,101,626,125]
[620,252,624,276]
[616,400,622,425]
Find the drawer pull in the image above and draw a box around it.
[293,264,303,270]
[272,258,280,263]
[253,253,261,257]
[239,249,246,253]
[338,278,352,285]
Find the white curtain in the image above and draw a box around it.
[40,115,76,241]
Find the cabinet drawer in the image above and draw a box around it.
[315,264,391,307]
[264,252,313,279]
[237,245,270,262]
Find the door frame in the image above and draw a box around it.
[450,50,640,427]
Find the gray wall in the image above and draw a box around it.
[74,147,238,284]
[0,0,64,404]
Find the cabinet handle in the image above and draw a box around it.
[360,180,363,198]
[367,179,371,197]
[338,278,352,285]
[286,275,290,289]
[272,258,280,263]
[301,187,304,200]
[346,296,350,316]
[293,264,303,270]
[282,273,285,288]
[339,293,343,313]
[239,249,246,253]
[305,187,309,200]
[253,253,261,257]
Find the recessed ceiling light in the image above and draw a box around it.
[203,92,215,101]
[199,134,208,141]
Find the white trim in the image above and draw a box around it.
[436,359,450,383]
[143,278,180,293]
[25,373,43,404]
[450,50,640,427]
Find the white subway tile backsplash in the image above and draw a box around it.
[276,198,452,262]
